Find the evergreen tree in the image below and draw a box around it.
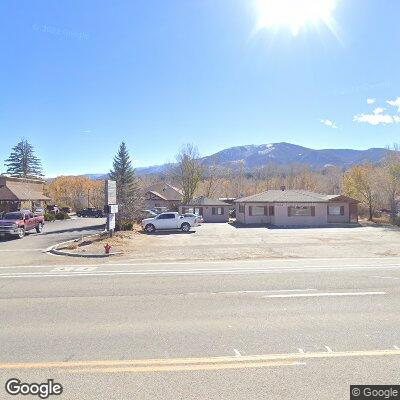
[5,140,44,178]
[109,142,143,227]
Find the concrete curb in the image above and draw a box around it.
[44,232,123,258]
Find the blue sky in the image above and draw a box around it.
[1,0,399,176]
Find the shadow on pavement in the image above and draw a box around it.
[41,224,106,235]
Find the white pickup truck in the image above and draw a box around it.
[142,212,199,233]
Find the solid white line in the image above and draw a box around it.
[209,289,317,295]
[371,276,400,280]
[325,346,333,353]
[0,249,45,252]
[263,291,386,298]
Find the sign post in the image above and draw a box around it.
[105,180,118,237]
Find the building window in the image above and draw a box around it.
[217,207,223,215]
[288,206,315,216]
[238,204,245,213]
[328,205,344,215]
[269,205,274,216]
[251,206,266,216]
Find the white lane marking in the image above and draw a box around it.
[233,349,242,357]
[3,256,400,269]
[51,267,97,272]
[0,249,45,252]
[263,291,386,298]
[371,276,400,280]
[209,289,317,295]
[325,346,333,353]
[394,345,399,350]
[298,348,305,354]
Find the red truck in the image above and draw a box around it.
[0,211,45,239]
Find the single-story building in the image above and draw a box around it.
[144,182,183,211]
[0,175,50,213]
[179,196,231,222]
[234,188,359,226]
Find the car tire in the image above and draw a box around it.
[36,223,43,233]
[145,224,156,233]
[18,227,25,239]
[181,222,190,232]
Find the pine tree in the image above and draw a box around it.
[5,140,44,178]
[109,142,142,227]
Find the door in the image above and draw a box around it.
[156,213,177,229]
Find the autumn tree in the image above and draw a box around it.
[342,164,380,220]
[175,144,203,203]
[5,140,43,178]
[48,176,104,210]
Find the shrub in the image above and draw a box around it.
[116,220,133,231]
[55,212,71,220]
[44,213,56,222]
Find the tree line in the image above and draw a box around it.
[3,139,400,226]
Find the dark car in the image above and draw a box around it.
[76,208,104,218]
[60,207,72,214]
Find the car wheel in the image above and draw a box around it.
[181,222,190,232]
[36,223,43,233]
[145,224,156,233]
[18,227,25,239]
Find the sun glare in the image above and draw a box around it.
[255,0,338,36]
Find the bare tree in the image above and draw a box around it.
[175,144,203,203]
[381,145,400,222]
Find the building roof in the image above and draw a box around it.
[183,196,231,206]
[235,190,357,203]
[144,182,183,201]
[0,185,50,201]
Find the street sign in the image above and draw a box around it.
[107,213,116,231]
[108,204,118,214]
[105,180,117,205]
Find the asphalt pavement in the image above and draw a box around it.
[0,217,106,266]
[1,257,400,399]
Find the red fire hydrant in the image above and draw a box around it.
[104,243,112,254]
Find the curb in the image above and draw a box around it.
[44,232,123,258]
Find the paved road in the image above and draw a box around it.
[0,217,106,266]
[1,258,400,399]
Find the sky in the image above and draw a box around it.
[0,0,399,176]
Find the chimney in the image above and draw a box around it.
[280,185,286,191]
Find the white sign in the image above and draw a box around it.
[109,204,118,214]
[105,180,117,205]
[108,213,116,230]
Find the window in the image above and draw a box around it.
[238,204,245,213]
[288,206,315,216]
[194,207,203,215]
[269,206,274,216]
[328,205,344,215]
[217,207,223,215]
[157,213,175,219]
[251,206,266,216]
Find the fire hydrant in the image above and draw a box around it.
[104,243,112,255]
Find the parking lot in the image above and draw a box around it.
[101,222,400,263]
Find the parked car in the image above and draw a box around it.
[47,204,60,214]
[60,207,72,214]
[76,208,104,218]
[0,211,44,239]
[142,212,198,233]
[34,207,45,216]
[183,213,203,224]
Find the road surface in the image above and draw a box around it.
[0,217,106,266]
[1,257,400,399]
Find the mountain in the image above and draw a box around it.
[134,142,390,174]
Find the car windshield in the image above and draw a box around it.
[3,212,23,220]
